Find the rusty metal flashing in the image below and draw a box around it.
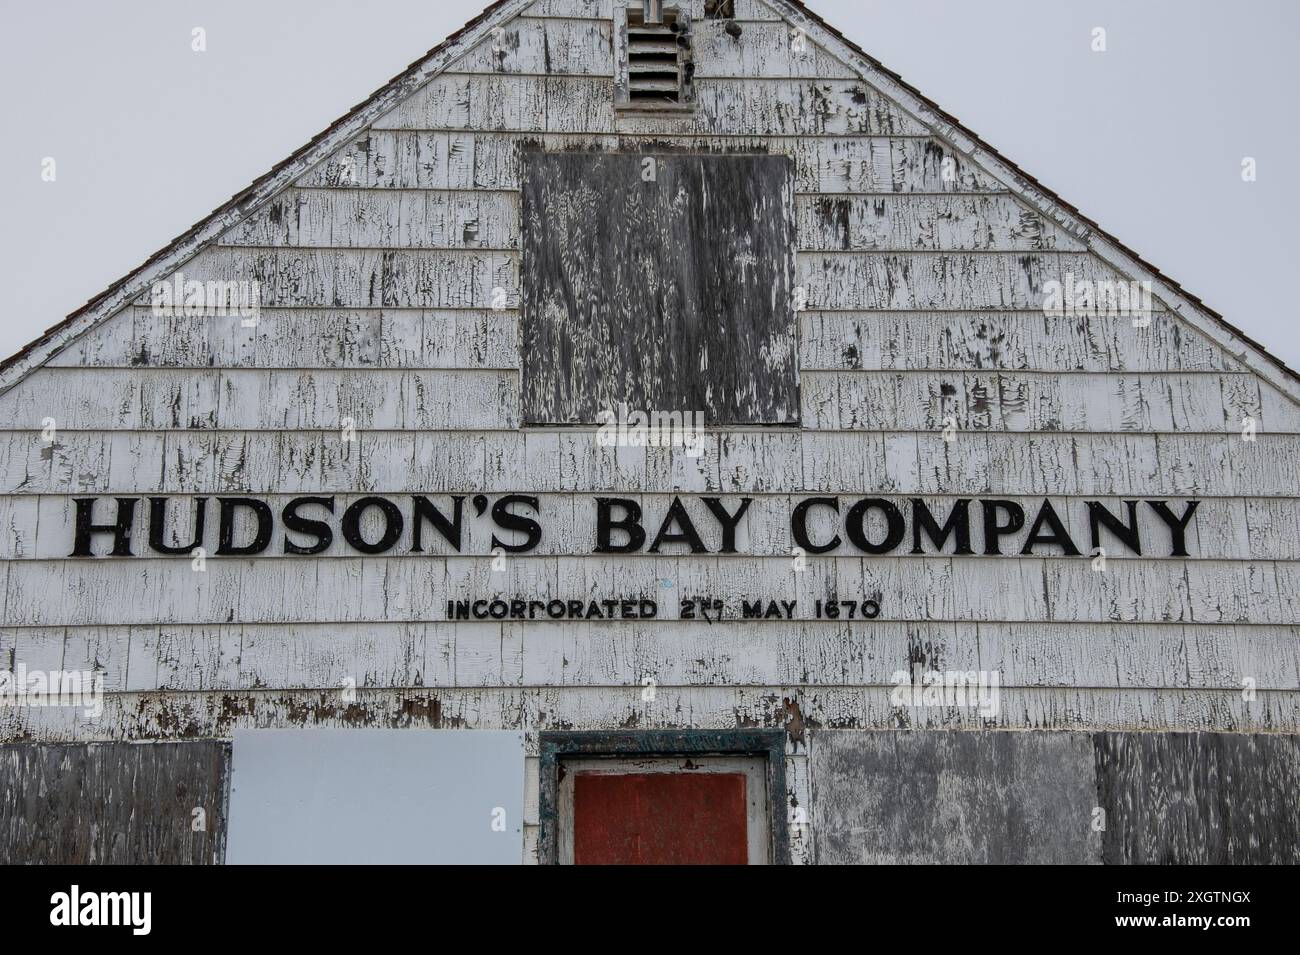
[537,729,791,865]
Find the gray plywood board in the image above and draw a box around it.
[1094,731,1300,864]
[520,150,798,425]
[0,741,228,864]
[810,730,1101,864]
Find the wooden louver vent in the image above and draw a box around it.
[618,6,694,109]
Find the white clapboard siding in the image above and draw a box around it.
[800,371,1263,433]
[0,368,519,431]
[799,251,1140,310]
[371,75,928,136]
[4,621,1294,693]
[47,308,520,370]
[216,189,1076,253]
[47,307,1240,378]
[3,429,1298,496]
[796,194,1086,251]
[218,189,522,249]
[133,248,519,309]
[1244,500,1300,561]
[2,556,1297,627]
[1259,380,1300,432]
[131,249,1135,312]
[1,492,1280,560]
[451,16,855,79]
[294,131,1002,193]
[799,312,1243,373]
[690,19,857,78]
[1,685,1294,742]
[452,16,615,76]
[522,1,784,19]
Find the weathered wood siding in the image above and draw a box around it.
[811,730,1101,864]
[1093,731,1300,864]
[0,741,229,864]
[0,0,1297,864]
[811,730,1300,864]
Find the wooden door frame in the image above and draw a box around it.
[537,729,791,865]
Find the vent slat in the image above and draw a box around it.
[620,9,690,110]
[628,78,681,92]
[628,40,678,54]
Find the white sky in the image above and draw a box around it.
[1,0,1296,369]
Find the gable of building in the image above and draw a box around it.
[1,0,1298,755]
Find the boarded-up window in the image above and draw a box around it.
[521,151,798,425]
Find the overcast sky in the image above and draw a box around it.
[1,0,1295,368]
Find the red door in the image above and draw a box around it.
[572,772,749,865]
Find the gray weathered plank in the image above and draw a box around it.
[2,685,1290,742]
[1094,732,1300,864]
[0,741,228,863]
[294,132,1002,193]
[810,730,1100,864]
[372,75,928,135]
[798,311,1241,373]
[47,308,519,370]
[520,150,797,424]
[801,371,1262,433]
[3,555,1297,626]
[1,368,519,431]
[6,619,1294,693]
[3,430,1298,497]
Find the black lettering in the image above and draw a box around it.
[791,497,841,554]
[148,497,206,555]
[411,495,463,552]
[910,498,973,554]
[648,497,708,554]
[341,496,404,554]
[283,496,335,555]
[71,497,138,557]
[217,498,273,556]
[701,497,752,553]
[1146,500,1200,557]
[1087,500,1141,555]
[981,500,1025,556]
[594,497,645,553]
[491,494,542,553]
[1021,499,1081,555]
[845,498,906,554]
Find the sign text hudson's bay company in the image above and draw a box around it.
[71,493,1200,559]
